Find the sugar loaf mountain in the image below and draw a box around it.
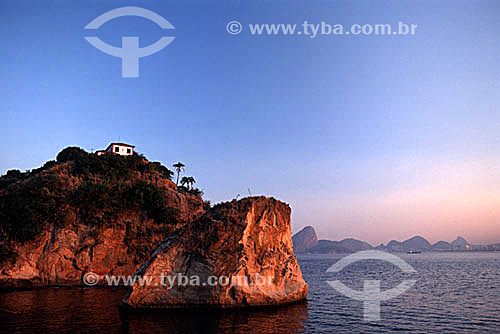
[0,144,307,308]
[292,226,500,254]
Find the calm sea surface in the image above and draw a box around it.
[1,252,499,333]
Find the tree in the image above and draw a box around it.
[172,162,185,186]
[5,169,23,179]
[180,176,196,189]
[149,162,174,180]
[56,146,88,163]
[189,187,203,196]
[180,176,189,188]
[187,176,196,189]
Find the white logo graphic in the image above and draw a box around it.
[326,250,417,321]
[226,21,242,35]
[83,272,99,286]
[84,6,175,78]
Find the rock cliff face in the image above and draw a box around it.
[122,197,308,309]
[0,191,204,289]
[0,151,205,289]
[0,209,203,288]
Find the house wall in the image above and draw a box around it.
[107,144,134,156]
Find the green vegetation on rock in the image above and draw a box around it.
[0,147,195,248]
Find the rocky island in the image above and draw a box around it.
[0,147,205,288]
[123,197,308,309]
[0,146,308,308]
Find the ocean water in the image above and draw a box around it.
[1,252,499,333]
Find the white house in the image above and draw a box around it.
[96,143,135,156]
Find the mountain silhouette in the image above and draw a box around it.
[292,226,318,252]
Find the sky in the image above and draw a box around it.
[1,0,499,245]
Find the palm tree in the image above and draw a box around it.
[180,176,189,188]
[180,176,196,189]
[172,162,185,186]
[187,176,196,189]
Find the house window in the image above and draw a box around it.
[127,149,131,154]
[115,147,120,153]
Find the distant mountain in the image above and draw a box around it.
[384,236,471,252]
[385,236,431,252]
[403,236,432,250]
[337,238,373,252]
[308,240,348,254]
[432,240,452,251]
[306,238,372,254]
[386,240,403,252]
[292,226,318,253]
[451,236,468,250]
[292,226,478,254]
[292,227,372,254]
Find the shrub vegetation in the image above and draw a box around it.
[0,147,189,248]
